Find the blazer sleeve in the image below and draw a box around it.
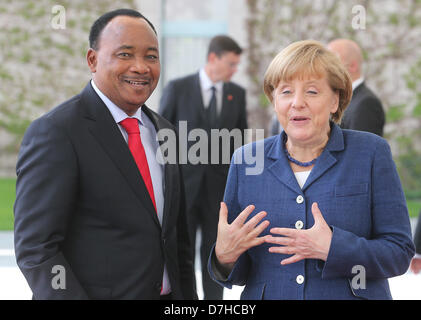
[322,139,415,279]
[159,80,177,124]
[207,148,251,288]
[14,116,89,299]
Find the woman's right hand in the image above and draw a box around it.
[214,202,270,270]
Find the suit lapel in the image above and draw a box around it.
[81,83,161,228]
[267,134,302,195]
[302,124,344,190]
[142,105,175,232]
[192,73,207,125]
[266,124,344,193]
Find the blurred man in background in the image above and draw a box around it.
[411,214,421,274]
[328,38,385,137]
[159,35,248,300]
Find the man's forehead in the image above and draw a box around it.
[99,16,158,49]
[102,16,157,40]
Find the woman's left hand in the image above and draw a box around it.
[265,202,332,265]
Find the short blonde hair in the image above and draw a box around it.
[263,40,352,123]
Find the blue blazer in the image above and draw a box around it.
[209,123,414,299]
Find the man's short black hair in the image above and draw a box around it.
[207,35,243,57]
[89,8,157,50]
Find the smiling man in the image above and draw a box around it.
[14,9,196,300]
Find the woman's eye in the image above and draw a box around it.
[282,90,291,94]
[307,90,318,95]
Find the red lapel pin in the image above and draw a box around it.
[227,94,233,101]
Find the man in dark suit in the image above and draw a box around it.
[159,35,247,300]
[328,39,385,136]
[14,9,196,300]
[410,214,421,274]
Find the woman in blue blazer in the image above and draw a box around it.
[208,40,415,299]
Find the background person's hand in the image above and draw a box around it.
[215,202,270,270]
[410,257,421,274]
[265,202,332,265]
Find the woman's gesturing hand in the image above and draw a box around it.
[215,202,270,270]
[265,202,332,265]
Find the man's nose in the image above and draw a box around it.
[130,58,149,74]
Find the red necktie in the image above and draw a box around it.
[120,118,157,213]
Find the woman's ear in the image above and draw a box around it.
[330,90,340,114]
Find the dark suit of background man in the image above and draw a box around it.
[159,35,248,300]
[328,38,385,137]
[14,9,196,300]
[410,214,421,274]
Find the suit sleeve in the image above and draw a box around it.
[159,81,177,124]
[322,139,415,279]
[348,96,385,136]
[176,163,198,299]
[14,116,88,299]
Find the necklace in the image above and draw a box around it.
[284,148,319,167]
[283,136,319,167]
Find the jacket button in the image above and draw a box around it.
[296,195,304,204]
[295,220,304,229]
[296,275,304,284]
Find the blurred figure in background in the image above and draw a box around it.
[411,213,421,274]
[159,35,248,300]
[328,39,385,137]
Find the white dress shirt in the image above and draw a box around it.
[199,68,224,115]
[352,77,364,92]
[294,170,311,189]
[91,80,171,295]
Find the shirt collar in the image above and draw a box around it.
[352,77,364,91]
[199,68,224,92]
[91,79,143,125]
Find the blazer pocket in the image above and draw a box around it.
[335,183,368,197]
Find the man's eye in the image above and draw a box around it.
[146,55,158,61]
[118,52,131,57]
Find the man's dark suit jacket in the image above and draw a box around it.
[14,83,196,300]
[340,82,385,137]
[414,214,421,255]
[159,72,248,212]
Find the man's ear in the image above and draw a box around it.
[207,52,217,64]
[86,48,97,73]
